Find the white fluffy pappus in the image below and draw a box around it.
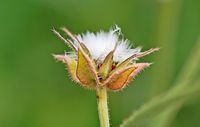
[70,26,141,63]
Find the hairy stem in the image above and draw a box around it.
[96,87,110,127]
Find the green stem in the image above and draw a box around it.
[96,87,110,127]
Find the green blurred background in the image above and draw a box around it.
[0,0,200,127]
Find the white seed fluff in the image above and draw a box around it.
[71,26,141,63]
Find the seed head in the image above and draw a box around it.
[53,26,159,91]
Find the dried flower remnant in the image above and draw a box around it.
[53,26,159,91]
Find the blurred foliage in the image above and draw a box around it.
[120,38,200,127]
[0,0,200,127]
